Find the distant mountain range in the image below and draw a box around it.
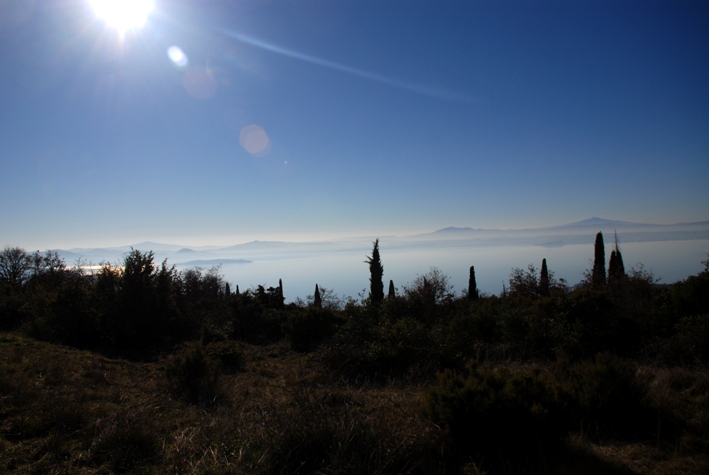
[427,217,709,235]
[417,217,709,248]
[53,218,709,265]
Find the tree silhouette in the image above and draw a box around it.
[0,246,31,286]
[592,232,606,288]
[608,232,626,285]
[313,284,322,308]
[388,279,396,298]
[468,266,479,301]
[405,267,454,305]
[365,239,384,303]
[539,259,550,296]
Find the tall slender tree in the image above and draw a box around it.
[608,231,626,285]
[468,265,479,300]
[592,231,606,288]
[313,284,322,308]
[388,279,396,298]
[539,259,550,296]
[365,239,384,303]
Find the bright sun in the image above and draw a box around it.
[89,0,153,33]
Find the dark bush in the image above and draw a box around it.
[0,281,25,330]
[424,361,572,471]
[569,352,654,441]
[283,307,343,352]
[672,267,709,318]
[165,342,221,404]
[204,340,245,373]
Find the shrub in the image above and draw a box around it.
[671,314,709,364]
[569,352,653,440]
[423,361,572,471]
[284,307,343,352]
[0,280,25,330]
[165,342,221,404]
[318,313,438,381]
[204,340,245,373]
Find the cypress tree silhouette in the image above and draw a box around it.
[592,231,606,288]
[279,278,284,306]
[468,266,479,300]
[388,279,396,298]
[225,282,231,297]
[365,239,384,303]
[313,284,322,308]
[539,259,550,296]
[236,285,240,296]
[608,232,626,285]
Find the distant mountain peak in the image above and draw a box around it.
[436,226,475,233]
[558,217,636,228]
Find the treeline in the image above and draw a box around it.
[0,233,708,367]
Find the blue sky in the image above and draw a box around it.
[1,0,708,250]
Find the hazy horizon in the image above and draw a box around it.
[32,216,709,302]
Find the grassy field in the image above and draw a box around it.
[1,332,707,475]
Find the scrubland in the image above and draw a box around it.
[1,246,708,474]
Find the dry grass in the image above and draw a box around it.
[1,332,708,474]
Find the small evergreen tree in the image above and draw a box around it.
[539,259,550,296]
[468,265,479,301]
[592,232,606,288]
[388,279,396,298]
[225,282,231,297]
[313,284,322,308]
[365,239,384,303]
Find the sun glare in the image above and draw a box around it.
[89,0,153,33]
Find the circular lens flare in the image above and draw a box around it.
[167,46,188,68]
[240,125,271,156]
[89,0,153,33]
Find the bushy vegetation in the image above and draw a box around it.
[0,240,708,474]
[165,341,222,404]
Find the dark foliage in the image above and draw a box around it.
[424,361,573,472]
[540,258,550,296]
[284,307,342,352]
[468,265,478,301]
[365,239,384,303]
[313,283,322,308]
[424,353,656,472]
[608,233,626,286]
[592,232,607,288]
[165,341,221,404]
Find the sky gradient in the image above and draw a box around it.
[1,0,708,250]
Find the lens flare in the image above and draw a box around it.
[240,125,271,156]
[167,45,188,68]
[89,0,153,33]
